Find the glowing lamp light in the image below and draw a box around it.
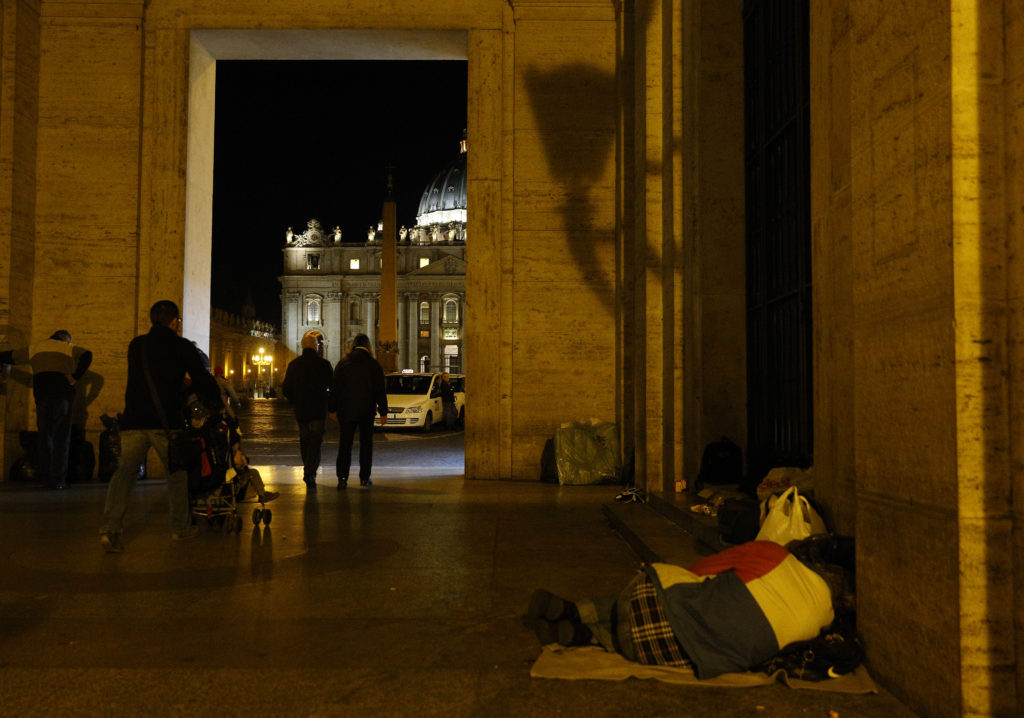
[251,347,273,366]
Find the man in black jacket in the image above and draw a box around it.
[281,331,333,489]
[330,333,388,489]
[99,300,222,553]
[1,329,92,489]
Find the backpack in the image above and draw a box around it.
[697,437,743,486]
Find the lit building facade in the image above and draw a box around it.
[279,143,466,371]
[208,306,283,396]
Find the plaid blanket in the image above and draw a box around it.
[629,575,691,667]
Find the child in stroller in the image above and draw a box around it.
[185,391,278,531]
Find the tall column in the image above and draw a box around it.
[397,294,407,370]
[379,179,398,371]
[430,294,441,372]
[324,292,342,365]
[408,295,420,370]
[364,294,377,351]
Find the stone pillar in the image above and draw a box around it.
[397,295,408,371]
[364,295,377,351]
[284,291,300,355]
[408,296,421,371]
[324,292,342,365]
[430,294,441,372]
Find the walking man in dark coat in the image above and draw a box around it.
[99,300,222,552]
[0,330,92,489]
[330,333,388,489]
[281,331,333,489]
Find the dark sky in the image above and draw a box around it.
[212,60,468,323]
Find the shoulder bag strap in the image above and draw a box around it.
[140,335,173,438]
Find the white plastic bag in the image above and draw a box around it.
[756,486,827,545]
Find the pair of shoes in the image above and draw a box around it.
[100,533,124,554]
[615,487,646,504]
[556,618,593,647]
[260,491,279,503]
[359,478,372,488]
[525,617,592,647]
[337,477,348,490]
[525,589,580,622]
[171,525,201,541]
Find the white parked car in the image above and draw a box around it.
[377,372,442,431]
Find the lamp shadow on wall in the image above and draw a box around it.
[523,64,618,318]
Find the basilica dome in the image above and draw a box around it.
[414,138,467,237]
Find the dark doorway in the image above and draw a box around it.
[743,0,812,479]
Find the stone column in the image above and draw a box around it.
[408,296,421,371]
[397,295,408,370]
[430,294,441,372]
[364,294,377,350]
[324,292,342,365]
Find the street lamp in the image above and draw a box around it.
[251,346,273,398]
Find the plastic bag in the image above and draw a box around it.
[756,486,827,545]
[553,420,621,485]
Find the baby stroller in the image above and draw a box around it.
[185,394,274,532]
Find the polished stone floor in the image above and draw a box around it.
[0,401,916,717]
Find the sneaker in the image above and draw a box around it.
[615,487,646,504]
[171,525,201,541]
[260,491,280,503]
[100,533,124,554]
[359,478,372,488]
[337,478,348,490]
[525,589,579,622]
[556,618,594,647]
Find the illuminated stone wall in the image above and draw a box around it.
[2,1,1023,715]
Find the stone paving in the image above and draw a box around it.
[0,402,916,717]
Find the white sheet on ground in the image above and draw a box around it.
[529,645,878,694]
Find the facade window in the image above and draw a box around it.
[350,301,360,321]
[349,258,360,270]
[443,298,459,323]
[419,301,430,323]
[419,257,430,268]
[443,327,459,340]
[306,297,321,324]
[420,329,430,338]
[307,254,320,270]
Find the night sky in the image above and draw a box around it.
[211,60,468,323]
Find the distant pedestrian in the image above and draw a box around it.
[439,372,457,430]
[281,331,333,489]
[99,300,222,553]
[330,334,388,489]
[0,330,92,489]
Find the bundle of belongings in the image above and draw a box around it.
[528,535,870,691]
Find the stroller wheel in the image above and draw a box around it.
[252,508,262,525]
[262,509,272,526]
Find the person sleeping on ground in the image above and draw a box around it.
[524,539,847,679]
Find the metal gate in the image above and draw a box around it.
[743,0,812,480]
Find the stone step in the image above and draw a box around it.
[602,491,728,568]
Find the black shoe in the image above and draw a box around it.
[337,478,348,490]
[304,478,317,490]
[526,589,579,622]
[556,619,593,647]
[359,478,372,488]
[529,619,559,646]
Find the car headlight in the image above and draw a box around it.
[406,406,423,413]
